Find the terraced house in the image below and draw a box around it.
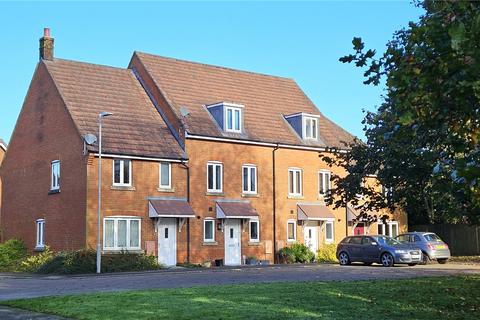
[0,29,406,266]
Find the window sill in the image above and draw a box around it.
[287,195,304,200]
[157,187,175,193]
[34,246,46,252]
[287,239,296,243]
[102,249,143,254]
[203,241,218,246]
[205,192,224,197]
[48,189,60,195]
[111,185,136,191]
[248,241,261,246]
[242,193,259,198]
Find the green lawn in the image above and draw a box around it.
[3,276,480,320]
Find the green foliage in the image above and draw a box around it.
[35,250,161,274]
[325,0,480,225]
[278,243,315,263]
[0,239,28,272]
[316,244,338,263]
[20,247,54,273]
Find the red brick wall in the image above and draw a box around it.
[0,62,87,251]
[0,146,5,238]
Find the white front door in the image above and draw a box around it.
[157,218,177,267]
[224,219,241,266]
[304,224,318,255]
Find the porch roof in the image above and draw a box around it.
[216,201,259,219]
[297,204,335,221]
[149,199,196,218]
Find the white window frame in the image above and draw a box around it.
[303,116,318,140]
[249,219,260,242]
[318,170,331,196]
[287,220,297,242]
[224,106,242,133]
[388,221,399,237]
[325,221,334,243]
[207,162,223,193]
[377,223,386,235]
[159,162,172,189]
[103,217,141,251]
[288,168,303,197]
[51,160,60,191]
[35,219,45,248]
[242,165,257,195]
[203,219,215,242]
[113,159,132,187]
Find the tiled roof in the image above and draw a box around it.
[133,52,355,148]
[43,59,187,159]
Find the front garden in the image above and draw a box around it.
[0,239,161,274]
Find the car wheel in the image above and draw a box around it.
[437,258,448,264]
[422,252,430,265]
[408,263,417,266]
[338,252,350,266]
[381,253,394,267]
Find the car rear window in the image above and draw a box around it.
[424,233,442,242]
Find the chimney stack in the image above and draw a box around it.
[39,28,54,61]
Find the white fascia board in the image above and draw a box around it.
[93,153,187,163]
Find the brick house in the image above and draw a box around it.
[0,139,6,234]
[0,29,406,266]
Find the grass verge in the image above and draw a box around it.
[2,276,479,319]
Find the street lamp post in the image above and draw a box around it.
[97,112,113,274]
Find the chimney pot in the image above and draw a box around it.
[39,27,54,61]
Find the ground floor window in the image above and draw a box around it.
[377,223,385,235]
[36,219,45,248]
[103,217,141,250]
[249,220,259,242]
[377,221,398,237]
[204,219,215,242]
[325,221,334,243]
[287,220,296,242]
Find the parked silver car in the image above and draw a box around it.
[336,235,422,267]
[395,232,450,264]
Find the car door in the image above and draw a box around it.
[361,237,379,262]
[348,236,362,260]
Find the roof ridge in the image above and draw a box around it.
[134,51,295,82]
[46,58,129,72]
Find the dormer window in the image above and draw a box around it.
[284,112,320,141]
[304,117,318,140]
[225,106,242,132]
[206,102,244,134]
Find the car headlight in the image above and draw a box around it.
[395,250,408,254]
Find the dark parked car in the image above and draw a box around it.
[336,235,422,267]
[395,232,450,264]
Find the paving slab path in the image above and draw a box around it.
[0,263,479,301]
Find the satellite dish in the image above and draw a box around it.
[180,106,190,117]
[83,133,97,145]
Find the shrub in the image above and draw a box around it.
[20,247,54,272]
[317,244,338,263]
[278,243,315,263]
[0,239,28,272]
[35,250,162,274]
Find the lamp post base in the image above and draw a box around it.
[96,244,101,274]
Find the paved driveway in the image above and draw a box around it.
[0,263,479,301]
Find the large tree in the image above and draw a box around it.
[323,0,480,225]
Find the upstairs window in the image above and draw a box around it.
[319,171,331,196]
[113,159,131,186]
[225,106,242,132]
[242,165,257,194]
[207,162,223,193]
[304,117,318,140]
[288,168,302,196]
[159,162,171,189]
[51,160,60,191]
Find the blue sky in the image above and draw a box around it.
[0,1,424,144]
